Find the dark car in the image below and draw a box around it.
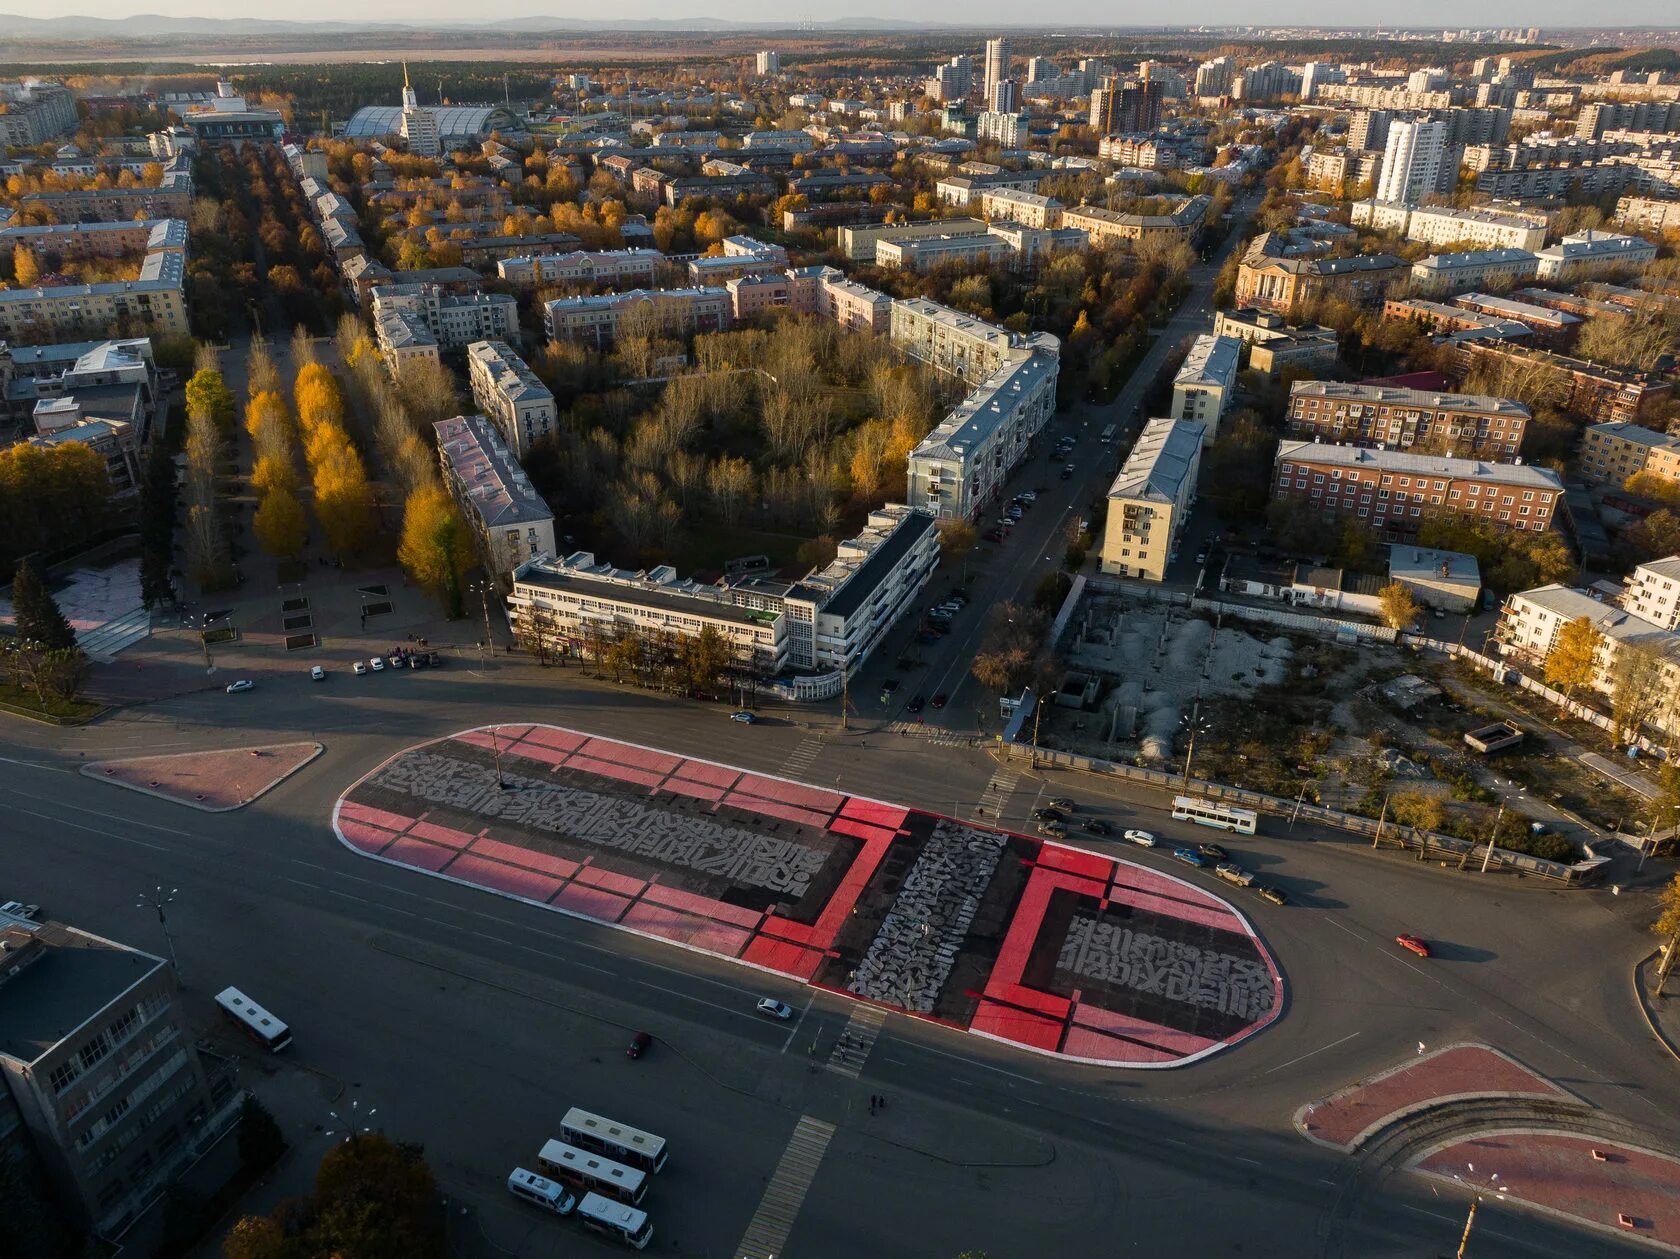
[1085,820,1112,836]
[1033,807,1064,822]
[1197,842,1230,861]
[1171,847,1207,868]
[627,1031,651,1059]
[931,692,948,709]
[1254,885,1289,906]
[983,529,1004,542]
[907,695,925,714]
[409,653,428,668]
[916,631,939,644]
[427,651,443,667]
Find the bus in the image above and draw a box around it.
[560,1108,669,1173]
[214,986,291,1052]
[1172,796,1259,836]
[1099,424,1117,443]
[576,1192,653,1250]
[538,1140,648,1206]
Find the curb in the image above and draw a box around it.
[1633,951,1680,1064]
[79,742,324,812]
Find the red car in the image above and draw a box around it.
[1395,934,1431,958]
[627,1031,652,1059]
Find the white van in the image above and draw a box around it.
[508,1167,576,1215]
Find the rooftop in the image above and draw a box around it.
[518,560,775,630]
[1108,417,1202,505]
[1412,248,1538,272]
[805,507,936,620]
[1175,333,1241,387]
[434,414,553,529]
[1388,544,1482,587]
[1588,421,1680,450]
[1513,584,1680,653]
[1289,380,1529,418]
[1276,440,1564,489]
[913,350,1057,462]
[0,922,164,1066]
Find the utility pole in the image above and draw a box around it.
[1455,1197,1478,1259]
[1372,793,1390,848]
[480,582,495,657]
[1657,924,1680,997]
[137,887,181,980]
[490,725,508,790]
[840,672,849,732]
[1030,691,1043,771]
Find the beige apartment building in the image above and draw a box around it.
[1061,195,1208,248]
[1100,417,1203,582]
[1578,421,1680,487]
[465,340,556,461]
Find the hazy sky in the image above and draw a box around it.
[53,2,1680,27]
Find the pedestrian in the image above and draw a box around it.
[878,1095,886,1110]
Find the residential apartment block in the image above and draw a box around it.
[496,249,663,289]
[1285,381,1529,459]
[0,81,77,145]
[0,915,234,1237]
[465,340,556,462]
[839,218,990,263]
[1408,248,1540,297]
[434,415,556,584]
[977,187,1063,229]
[0,249,187,345]
[1533,230,1659,282]
[1273,442,1564,538]
[1381,298,1532,341]
[1624,556,1680,631]
[1100,417,1203,582]
[905,349,1059,521]
[1353,201,1550,251]
[787,266,892,333]
[1578,421,1680,488]
[370,283,519,352]
[1616,196,1680,235]
[1210,308,1340,375]
[1454,339,1673,423]
[543,287,732,349]
[1060,195,1208,249]
[1169,334,1241,443]
[889,297,1059,381]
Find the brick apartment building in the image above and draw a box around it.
[1285,381,1530,459]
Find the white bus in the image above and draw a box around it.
[560,1107,668,1173]
[576,1192,653,1250]
[507,1166,575,1215]
[214,986,292,1051]
[1172,796,1259,835]
[538,1139,647,1206]
[1099,424,1117,443]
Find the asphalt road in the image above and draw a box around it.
[4,668,1676,1259]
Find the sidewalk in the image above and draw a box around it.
[1634,953,1680,1064]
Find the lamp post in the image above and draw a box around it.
[136,886,181,979]
[1474,787,1527,874]
[489,725,508,790]
[1453,1166,1509,1259]
[471,579,495,657]
[1180,699,1212,790]
[325,1097,378,1143]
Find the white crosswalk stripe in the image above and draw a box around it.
[780,735,824,779]
[825,1003,887,1079]
[733,1115,837,1259]
[886,721,979,748]
[972,767,1020,824]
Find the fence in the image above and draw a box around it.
[1084,577,1400,645]
[1005,741,1592,884]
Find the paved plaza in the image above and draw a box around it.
[335,724,1284,1067]
[83,741,323,810]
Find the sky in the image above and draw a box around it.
[35,2,1680,27]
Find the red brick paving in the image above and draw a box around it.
[1416,1132,1680,1253]
[83,742,321,811]
[1296,1043,1576,1152]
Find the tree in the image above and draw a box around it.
[236,1095,286,1174]
[678,625,731,693]
[12,242,39,287]
[1391,790,1446,835]
[937,519,978,566]
[1543,616,1601,699]
[397,484,471,617]
[253,488,308,558]
[185,367,236,436]
[1377,581,1418,631]
[1608,641,1668,743]
[1655,873,1680,941]
[221,1215,299,1259]
[10,557,76,651]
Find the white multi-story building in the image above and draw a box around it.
[1101,418,1203,582]
[976,110,1028,147]
[0,81,78,146]
[400,68,441,157]
[1533,230,1658,283]
[754,50,781,76]
[905,349,1059,521]
[1169,334,1241,443]
[1395,204,1550,251]
[497,249,662,289]
[1408,248,1539,297]
[889,296,1059,381]
[466,340,556,461]
[978,187,1063,228]
[1624,556,1680,631]
[1376,119,1449,205]
[434,414,556,585]
[370,283,519,351]
[840,217,989,263]
[983,37,1011,105]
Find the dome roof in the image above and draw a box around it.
[342,104,526,142]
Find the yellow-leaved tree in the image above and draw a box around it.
[397,483,471,618]
[252,487,308,559]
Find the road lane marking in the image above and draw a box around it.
[0,803,170,851]
[781,992,817,1054]
[1324,917,1367,943]
[734,1115,836,1259]
[826,1004,887,1079]
[1263,1030,1362,1075]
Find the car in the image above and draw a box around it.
[1033,807,1064,822]
[1060,466,1074,480]
[1171,847,1207,868]
[906,695,926,714]
[1254,884,1289,906]
[983,529,1004,543]
[310,665,326,681]
[917,631,940,644]
[1006,506,1024,520]
[225,679,254,694]
[626,1031,652,1059]
[1432,608,1446,619]
[1197,842,1230,861]
[387,654,403,668]
[931,692,948,709]
[409,653,427,668]
[1085,819,1112,836]
[1050,797,1075,811]
[1124,829,1157,847]
[729,711,757,724]
[369,657,385,671]
[1396,933,1432,958]
[756,998,795,1020]
[1018,491,1037,504]
[1215,863,1255,887]
[0,901,41,920]
[1194,551,1208,565]
[352,660,368,675]
[427,651,443,667]
[1039,820,1067,837]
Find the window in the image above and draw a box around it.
[50,1061,81,1094]
[80,1033,111,1071]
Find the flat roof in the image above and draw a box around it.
[816,509,936,620]
[1388,544,1481,586]
[518,565,772,629]
[0,923,163,1065]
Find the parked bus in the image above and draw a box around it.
[576,1192,653,1250]
[538,1140,648,1206]
[506,1167,575,1215]
[214,986,291,1052]
[560,1108,669,1173]
[1099,424,1117,443]
[1171,796,1259,836]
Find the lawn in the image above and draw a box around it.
[0,680,102,724]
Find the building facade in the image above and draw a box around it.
[1624,556,1680,631]
[1578,420,1680,488]
[496,249,662,289]
[369,283,519,351]
[543,287,732,348]
[1285,381,1530,458]
[465,341,556,462]
[434,415,557,585]
[1169,334,1241,443]
[1100,418,1203,582]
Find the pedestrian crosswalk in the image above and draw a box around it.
[780,735,824,780]
[825,1004,887,1079]
[972,767,1020,824]
[886,721,979,748]
[733,1115,837,1259]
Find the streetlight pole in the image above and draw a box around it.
[477,581,495,657]
[1181,698,1210,790]
[136,886,180,979]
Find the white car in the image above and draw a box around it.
[310,665,326,681]
[1124,829,1158,847]
[369,657,385,672]
[755,998,794,1020]
[225,679,254,694]
[352,661,368,675]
